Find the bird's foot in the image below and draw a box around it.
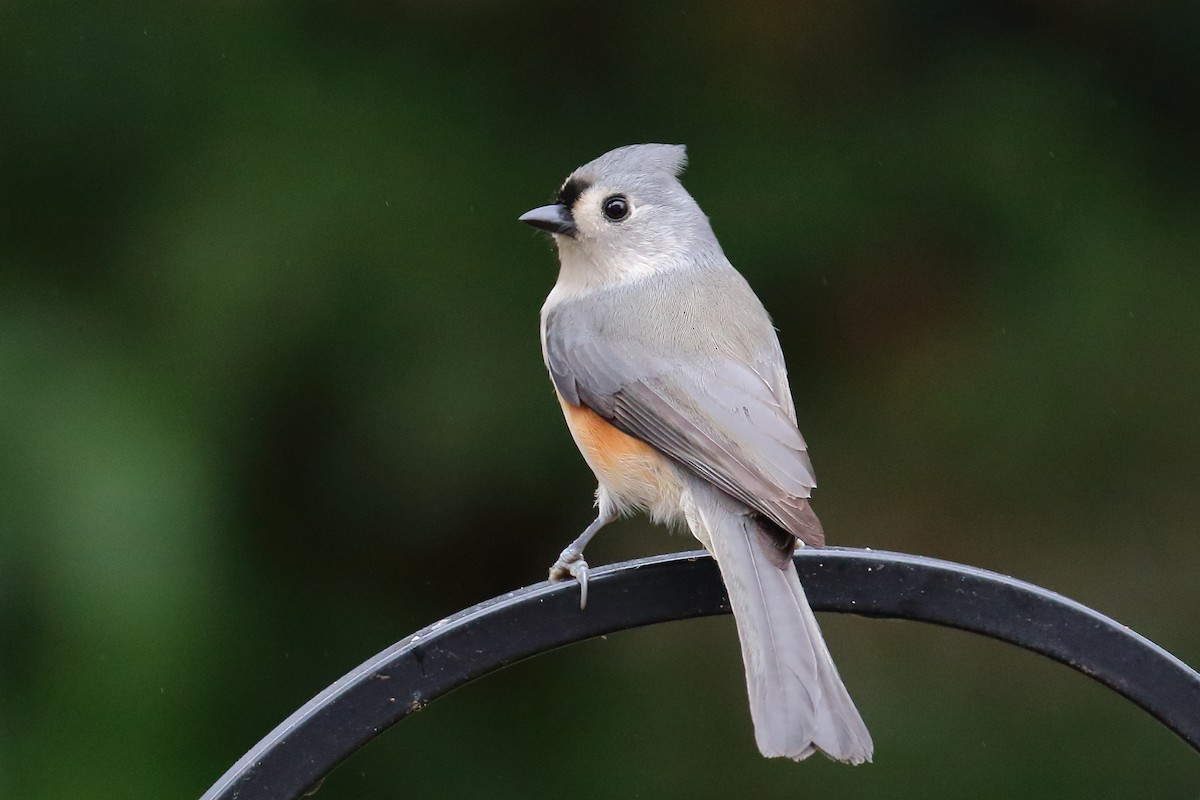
[549,549,590,609]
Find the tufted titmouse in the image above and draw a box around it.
[519,144,872,763]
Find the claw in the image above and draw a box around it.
[549,507,617,610]
[571,559,589,609]
[549,550,590,609]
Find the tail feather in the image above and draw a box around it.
[685,484,873,764]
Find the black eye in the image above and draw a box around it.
[601,195,629,221]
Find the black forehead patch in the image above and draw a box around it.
[556,177,592,209]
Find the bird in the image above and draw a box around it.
[518,144,872,764]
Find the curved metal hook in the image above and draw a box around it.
[201,548,1200,799]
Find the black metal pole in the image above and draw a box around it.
[200,548,1200,800]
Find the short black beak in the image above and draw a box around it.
[518,203,577,236]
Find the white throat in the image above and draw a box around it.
[545,236,681,305]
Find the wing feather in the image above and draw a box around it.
[545,310,824,546]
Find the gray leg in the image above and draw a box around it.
[549,504,618,609]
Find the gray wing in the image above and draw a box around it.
[547,319,824,547]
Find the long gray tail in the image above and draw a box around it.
[684,483,873,763]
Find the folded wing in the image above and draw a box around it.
[546,321,824,547]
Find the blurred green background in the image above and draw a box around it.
[2,1,1199,797]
